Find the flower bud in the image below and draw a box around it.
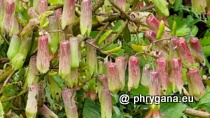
[156,58,169,94]
[97,74,112,118]
[176,37,194,67]
[187,68,205,100]
[128,56,140,91]
[80,0,92,36]
[146,14,160,33]
[141,64,150,87]
[189,37,205,66]
[145,30,156,42]
[48,15,60,54]
[3,0,15,33]
[116,56,127,90]
[59,40,71,79]
[61,0,75,29]
[36,35,50,73]
[7,35,21,60]
[61,89,78,118]
[149,70,160,96]
[26,84,39,118]
[37,0,48,14]
[98,60,106,74]
[86,39,97,76]
[28,7,39,18]
[192,0,206,14]
[11,53,26,70]
[70,37,80,69]
[106,62,121,93]
[171,57,183,93]
[116,0,126,11]
[26,56,39,87]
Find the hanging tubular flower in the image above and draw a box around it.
[171,57,183,94]
[116,0,126,11]
[36,35,50,74]
[37,0,48,14]
[97,74,112,118]
[26,56,39,87]
[189,37,205,66]
[0,0,4,30]
[187,68,205,100]
[145,30,156,42]
[156,58,169,94]
[38,105,58,118]
[7,35,21,60]
[2,0,15,33]
[141,64,150,87]
[25,84,39,118]
[149,70,160,96]
[61,0,75,29]
[116,56,127,90]
[62,89,78,118]
[106,62,121,93]
[65,68,78,88]
[176,37,194,68]
[80,0,92,36]
[146,14,160,33]
[59,40,71,79]
[86,39,97,76]
[70,37,80,69]
[128,56,140,91]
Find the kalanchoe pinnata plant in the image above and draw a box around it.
[59,40,71,79]
[80,0,92,36]
[7,35,21,60]
[38,105,58,118]
[2,0,15,34]
[187,68,205,100]
[170,57,184,93]
[128,56,140,91]
[176,37,194,68]
[36,34,50,73]
[116,56,127,90]
[61,0,75,29]
[145,30,156,42]
[156,58,169,94]
[62,88,78,118]
[70,37,80,69]
[25,84,39,118]
[106,62,121,93]
[146,14,160,33]
[66,68,79,88]
[0,0,4,30]
[141,64,150,87]
[189,37,205,66]
[97,74,112,118]
[115,0,126,11]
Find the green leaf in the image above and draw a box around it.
[112,106,123,118]
[49,77,62,102]
[202,46,210,56]
[130,84,148,95]
[48,0,64,5]
[2,83,21,97]
[83,98,101,118]
[196,86,210,112]
[51,74,66,90]
[160,103,186,118]
[122,25,131,42]
[98,30,113,45]
[112,21,124,32]
[151,0,169,16]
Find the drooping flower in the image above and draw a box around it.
[26,56,39,87]
[146,14,160,33]
[145,30,156,42]
[61,0,75,29]
[116,56,127,90]
[141,64,150,87]
[37,0,48,14]
[187,68,205,100]
[128,56,140,91]
[70,37,80,69]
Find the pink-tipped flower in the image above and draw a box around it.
[146,14,160,33]
[59,40,71,79]
[171,58,183,94]
[62,89,78,118]
[38,105,58,118]
[86,39,97,76]
[141,64,150,87]
[115,0,126,11]
[0,0,4,30]
[26,56,39,87]
[116,56,127,90]
[128,56,140,91]
[25,84,39,118]
[61,0,75,29]
[149,70,160,96]
[80,0,92,36]
[37,0,48,14]
[97,74,112,118]
[10,17,20,36]
[54,8,62,20]
[156,58,169,94]
[176,37,194,67]
[189,37,205,66]
[145,30,156,42]
[2,0,15,33]
[187,68,205,100]
[70,37,80,69]
[28,7,39,18]
[36,35,50,73]
[106,62,121,93]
